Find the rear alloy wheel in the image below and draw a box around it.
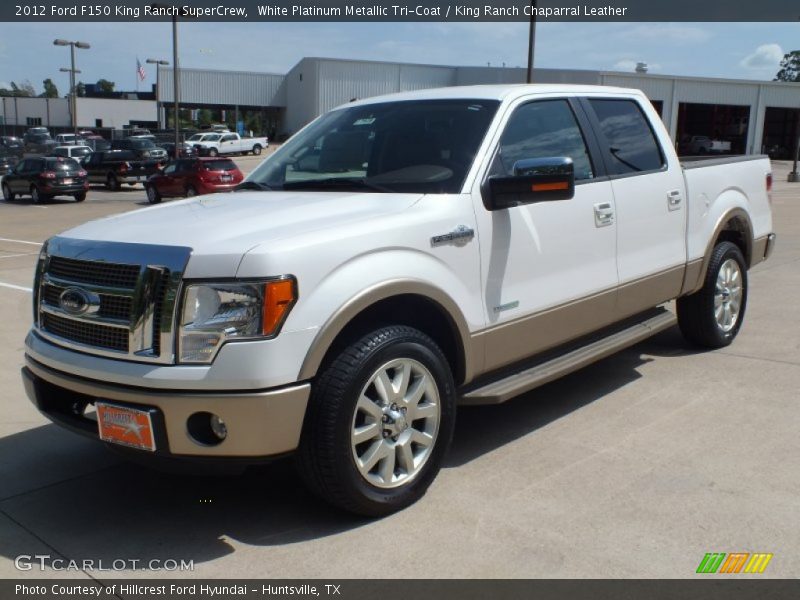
[296,325,456,516]
[208,148,219,157]
[2,183,14,201]
[106,173,120,191]
[252,145,262,156]
[678,241,748,348]
[185,185,197,198]
[30,185,43,204]
[145,185,161,205]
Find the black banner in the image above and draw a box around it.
[3,0,800,22]
[4,580,800,600]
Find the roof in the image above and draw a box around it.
[342,83,643,109]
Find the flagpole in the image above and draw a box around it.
[136,57,139,93]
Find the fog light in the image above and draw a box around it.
[187,411,228,446]
[210,414,228,440]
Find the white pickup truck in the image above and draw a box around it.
[192,132,268,157]
[22,85,775,516]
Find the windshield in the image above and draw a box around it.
[130,139,156,149]
[246,99,499,194]
[187,134,205,141]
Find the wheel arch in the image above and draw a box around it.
[297,280,475,386]
[685,207,753,295]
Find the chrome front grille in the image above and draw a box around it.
[34,237,192,364]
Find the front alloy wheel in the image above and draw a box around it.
[351,358,441,489]
[297,325,456,516]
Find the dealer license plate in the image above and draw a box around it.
[96,403,156,452]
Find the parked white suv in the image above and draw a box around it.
[22,85,774,516]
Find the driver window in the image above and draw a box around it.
[498,100,594,181]
[163,163,177,175]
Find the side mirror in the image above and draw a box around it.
[484,157,575,211]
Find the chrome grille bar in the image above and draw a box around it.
[35,237,192,364]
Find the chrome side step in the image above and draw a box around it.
[460,309,677,406]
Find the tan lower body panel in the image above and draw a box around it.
[473,266,684,376]
[24,357,310,458]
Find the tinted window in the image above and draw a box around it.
[45,158,80,171]
[497,100,594,181]
[588,99,664,174]
[204,159,236,171]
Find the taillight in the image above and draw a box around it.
[78,170,87,177]
[118,162,129,173]
[766,173,773,192]
[40,171,56,179]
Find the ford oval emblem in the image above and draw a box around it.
[59,288,93,316]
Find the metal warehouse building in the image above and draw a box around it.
[156,57,800,158]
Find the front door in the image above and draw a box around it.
[473,97,620,373]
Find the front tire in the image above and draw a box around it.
[296,326,456,517]
[677,241,748,348]
[145,185,161,204]
[185,185,197,198]
[30,185,44,204]
[106,173,120,191]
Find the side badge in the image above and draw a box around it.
[431,225,475,247]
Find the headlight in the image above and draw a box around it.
[178,278,297,364]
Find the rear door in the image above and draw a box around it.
[473,97,620,372]
[581,96,687,316]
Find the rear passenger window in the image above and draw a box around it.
[497,100,594,181]
[588,99,665,175]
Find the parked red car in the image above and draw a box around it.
[144,157,244,204]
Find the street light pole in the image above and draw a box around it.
[526,0,537,84]
[146,58,170,129]
[789,113,800,183]
[172,15,180,152]
[53,39,90,137]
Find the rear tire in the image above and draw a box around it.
[185,185,197,198]
[296,325,456,517]
[145,185,161,205]
[106,173,120,191]
[208,148,219,157]
[30,185,44,204]
[74,192,86,202]
[2,183,14,201]
[677,241,748,349]
[252,145,262,156]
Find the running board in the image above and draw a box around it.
[460,309,677,406]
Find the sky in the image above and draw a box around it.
[0,22,798,94]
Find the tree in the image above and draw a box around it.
[774,50,800,82]
[96,79,115,93]
[41,78,59,98]
[75,82,86,97]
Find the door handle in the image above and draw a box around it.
[667,190,683,211]
[594,202,615,228]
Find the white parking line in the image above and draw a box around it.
[0,238,42,246]
[0,253,38,259]
[0,281,33,293]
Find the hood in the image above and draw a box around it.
[57,191,422,277]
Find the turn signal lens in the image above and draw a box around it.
[766,173,772,192]
[262,279,297,336]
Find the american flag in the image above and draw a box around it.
[136,58,146,82]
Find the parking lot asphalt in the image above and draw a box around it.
[0,158,797,580]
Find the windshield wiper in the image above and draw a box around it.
[234,181,275,192]
[282,177,393,193]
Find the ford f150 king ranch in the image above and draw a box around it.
[192,132,269,157]
[22,85,775,516]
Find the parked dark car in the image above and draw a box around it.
[83,136,111,153]
[83,150,163,190]
[161,142,198,159]
[110,138,168,161]
[0,148,20,175]
[0,136,24,158]
[24,133,57,155]
[1,156,88,203]
[49,145,93,161]
[145,157,244,203]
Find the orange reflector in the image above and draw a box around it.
[262,279,296,336]
[531,181,569,192]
